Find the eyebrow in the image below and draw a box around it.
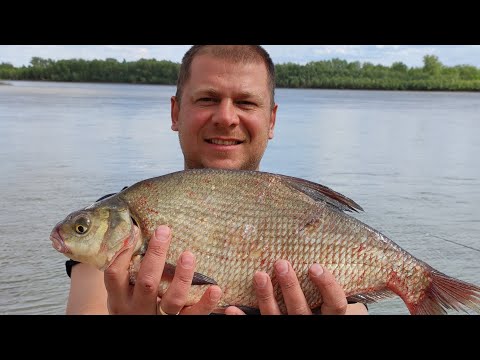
[194,88,221,98]
[194,88,263,102]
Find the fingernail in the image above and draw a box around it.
[275,260,289,275]
[310,264,324,277]
[209,287,222,302]
[181,252,194,268]
[254,272,267,289]
[155,226,170,242]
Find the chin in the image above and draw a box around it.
[206,162,239,170]
[207,160,259,171]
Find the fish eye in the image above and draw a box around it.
[74,216,91,235]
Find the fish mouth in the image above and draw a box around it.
[50,228,70,254]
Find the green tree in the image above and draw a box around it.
[423,55,442,76]
[1,55,479,92]
[391,62,408,73]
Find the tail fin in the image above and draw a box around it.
[410,271,480,315]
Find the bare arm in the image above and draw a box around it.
[66,263,109,314]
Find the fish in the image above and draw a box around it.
[50,168,480,315]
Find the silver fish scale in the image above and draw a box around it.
[121,169,426,311]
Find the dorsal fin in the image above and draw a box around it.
[277,174,364,212]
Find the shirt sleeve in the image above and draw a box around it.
[65,259,80,278]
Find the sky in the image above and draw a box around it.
[1,45,480,68]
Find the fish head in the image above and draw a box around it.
[50,197,135,271]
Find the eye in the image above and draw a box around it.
[197,97,217,104]
[74,216,91,235]
[236,100,257,108]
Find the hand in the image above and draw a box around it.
[104,225,222,315]
[225,260,368,315]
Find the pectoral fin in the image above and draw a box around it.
[162,263,218,285]
[191,271,218,285]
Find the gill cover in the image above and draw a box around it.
[61,196,135,270]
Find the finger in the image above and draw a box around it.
[309,264,348,315]
[104,225,139,310]
[180,285,222,315]
[158,250,195,315]
[274,260,312,315]
[224,306,246,315]
[132,225,172,313]
[345,302,369,315]
[253,271,282,314]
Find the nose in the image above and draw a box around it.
[213,99,239,128]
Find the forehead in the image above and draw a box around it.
[187,54,269,91]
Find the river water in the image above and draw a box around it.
[1,81,478,315]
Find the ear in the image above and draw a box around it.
[268,103,278,139]
[171,96,179,131]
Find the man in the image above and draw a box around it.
[66,45,368,315]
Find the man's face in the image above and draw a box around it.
[171,54,277,170]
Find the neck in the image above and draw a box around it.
[183,163,260,171]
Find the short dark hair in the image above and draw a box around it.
[175,45,276,109]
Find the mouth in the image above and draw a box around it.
[205,138,244,146]
[50,228,69,254]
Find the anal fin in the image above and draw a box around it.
[346,289,397,304]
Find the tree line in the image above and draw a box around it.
[1,55,480,91]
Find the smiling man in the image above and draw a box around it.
[170,46,277,171]
[67,46,368,315]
